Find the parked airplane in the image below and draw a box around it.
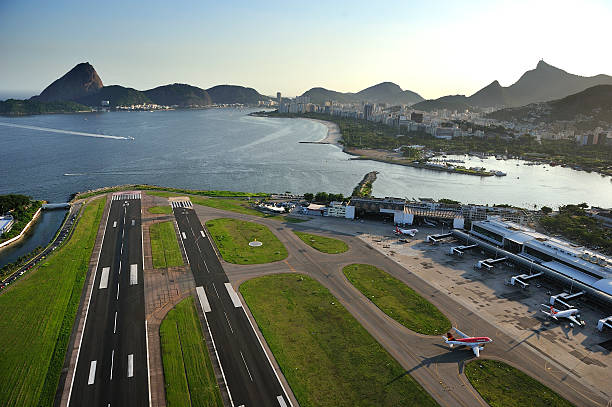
[394,226,418,237]
[442,327,493,357]
[540,305,586,327]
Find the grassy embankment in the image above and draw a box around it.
[0,197,106,406]
[240,274,439,407]
[148,205,173,215]
[150,221,184,268]
[160,297,223,407]
[206,218,287,264]
[293,231,348,254]
[343,264,450,335]
[465,359,574,407]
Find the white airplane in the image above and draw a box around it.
[442,327,493,357]
[540,305,586,327]
[394,226,418,237]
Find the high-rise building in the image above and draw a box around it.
[276,92,281,106]
[364,104,373,121]
[411,112,423,123]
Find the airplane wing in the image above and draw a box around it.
[567,315,583,326]
[453,327,469,339]
[472,345,480,357]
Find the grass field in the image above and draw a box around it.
[160,297,223,407]
[465,359,574,407]
[240,274,439,407]
[148,205,173,214]
[0,197,106,407]
[74,185,268,200]
[150,221,184,268]
[342,264,450,335]
[206,218,287,264]
[293,231,348,254]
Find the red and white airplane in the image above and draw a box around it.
[394,226,418,237]
[540,305,586,327]
[442,327,493,357]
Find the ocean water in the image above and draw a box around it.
[0,107,610,208]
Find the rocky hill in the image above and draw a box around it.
[76,85,151,107]
[145,84,211,106]
[32,62,103,102]
[301,82,423,106]
[206,85,269,105]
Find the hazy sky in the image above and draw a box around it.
[1,0,611,99]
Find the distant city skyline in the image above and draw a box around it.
[1,0,611,100]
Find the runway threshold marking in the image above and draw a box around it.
[277,395,288,407]
[196,286,212,312]
[224,283,242,308]
[99,267,110,289]
[88,361,97,385]
[130,264,138,285]
[127,354,134,378]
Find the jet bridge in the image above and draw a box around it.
[476,257,508,270]
[427,232,453,244]
[549,291,586,308]
[449,244,478,256]
[508,272,544,288]
[597,316,612,332]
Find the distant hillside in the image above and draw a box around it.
[206,85,269,105]
[414,61,612,110]
[488,85,612,129]
[411,95,473,112]
[144,83,211,106]
[300,82,423,106]
[0,99,92,115]
[32,62,103,102]
[76,85,151,107]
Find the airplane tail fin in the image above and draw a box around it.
[446,332,455,341]
[550,306,556,315]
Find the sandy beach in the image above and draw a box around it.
[305,118,343,147]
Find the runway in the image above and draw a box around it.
[172,203,292,407]
[67,193,148,406]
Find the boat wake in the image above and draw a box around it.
[0,122,133,140]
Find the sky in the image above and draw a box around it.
[1,0,612,99]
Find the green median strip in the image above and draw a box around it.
[240,273,439,407]
[465,359,575,407]
[148,205,173,214]
[0,196,106,407]
[206,218,287,264]
[343,264,450,335]
[160,297,223,407]
[293,231,348,254]
[150,221,184,268]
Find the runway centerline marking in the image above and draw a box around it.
[116,283,120,300]
[212,282,220,298]
[113,312,117,334]
[240,351,253,382]
[88,361,97,385]
[110,350,114,380]
[224,312,234,334]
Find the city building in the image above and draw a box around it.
[411,112,423,123]
[276,92,281,106]
[363,104,373,121]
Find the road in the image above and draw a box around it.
[0,203,81,291]
[68,193,149,407]
[172,202,292,407]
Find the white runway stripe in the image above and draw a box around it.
[224,283,242,308]
[127,354,134,378]
[112,193,142,201]
[130,264,138,285]
[277,395,288,407]
[99,267,110,289]
[88,361,97,385]
[196,286,211,312]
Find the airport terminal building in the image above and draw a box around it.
[469,219,612,299]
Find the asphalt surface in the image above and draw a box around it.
[0,204,80,291]
[192,205,609,407]
[172,204,292,407]
[68,195,148,407]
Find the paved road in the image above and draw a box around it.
[68,193,149,407]
[192,205,609,407]
[0,204,80,291]
[172,203,292,407]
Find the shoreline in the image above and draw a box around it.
[305,118,343,147]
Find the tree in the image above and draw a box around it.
[303,193,314,202]
[314,192,329,203]
[541,206,552,215]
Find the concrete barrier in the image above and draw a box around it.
[0,207,42,249]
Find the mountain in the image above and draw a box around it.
[32,62,103,102]
[206,85,269,105]
[76,85,151,107]
[411,95,472,112]
[413,61,612,111]
[144,84,211,106]
[488,85,612,129]
[300,82,424,106]
[0,99,91,115]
